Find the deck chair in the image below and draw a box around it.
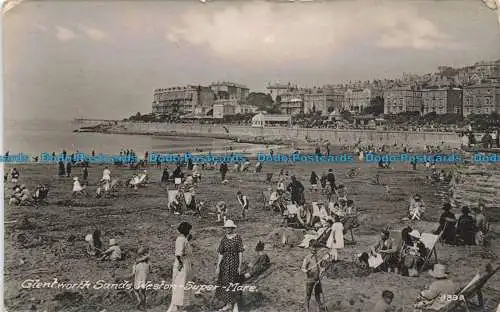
[423,266,500,312]
[419,233,441,272]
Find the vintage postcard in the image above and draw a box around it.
[2,0,500,311]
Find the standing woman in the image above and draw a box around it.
[215,220,244,312]
[167,222,193,312]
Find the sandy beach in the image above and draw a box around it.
[3,160,500,312]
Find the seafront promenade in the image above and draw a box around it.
[75,120,464,148]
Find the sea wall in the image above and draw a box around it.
[86,121,463,148]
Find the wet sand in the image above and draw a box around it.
[3,161,500,312]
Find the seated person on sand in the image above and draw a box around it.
[72,177,86,196]
[171,192,183,215]
[335,184,348,201]
[373,290,396,312]
[99,238,122,261]
[32,184,49,203]
[9,187,22,205]
[409,194,426,220]
[242,241,270,280]
[370,229,398,273]
[328,202,342,217]
[401,230,427,277]
[433,203,456,245]
[19,185,33,205]
[311,202,329,225]
[414,264,458,311]
[456,206,476,245]
[284,204,311,228]
[299,220,332,248]
[85,230,103,257]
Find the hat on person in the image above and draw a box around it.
[20,185,26,189]
[413,194,421,200]
[109,239,117,246]
[216,201,226,208]
[409,229,421,239]
[224,219,237,228]
[462,206,470,214]
[73,177,78,181]
[429,264,448,279]
[442,203,452,211]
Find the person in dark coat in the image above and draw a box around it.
[434,203,456,244]
[161,167,170,184]
[220,162,229,181]
[82,166,89,182]
[66,161,72,177]
[287,175,305,205]
[58,160,66,176]
[326,169,336,190]
[309,171,319,192]
[456,206,475,245]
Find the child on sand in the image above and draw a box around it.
[373,290,395,312]
[99,239,122,261]
[129,247,150,311]
[301,241,326,312]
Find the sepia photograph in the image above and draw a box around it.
[2,0,500,311]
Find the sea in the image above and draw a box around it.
[2,119,268,157]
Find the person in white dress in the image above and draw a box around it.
[102,167,111,182]
[326,215,344,261]
[72,177,85,195]
[167,222,193,312]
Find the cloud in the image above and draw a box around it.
[79,25,106,41]
[56,26,77,42]
[2,0,24,15]
[166,1,457,63]
[375,12,452,50]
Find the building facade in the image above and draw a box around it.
[462,85,499,117]
[152,86,214,117]
[421,88,463,115]
[343,88,375,113]
[213,101,236,119]
[210,82,249,103]
[279,92,304,115]
[384,88,423,115]
[266,82,297,102]
[303,89,344,115]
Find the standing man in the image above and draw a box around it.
[326,169,336,190]
[220,162,229,182]
[287,175,305,205]
[236,191,249,220]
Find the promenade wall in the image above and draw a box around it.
[96,121,463,148]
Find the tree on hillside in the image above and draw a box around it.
[363,96,384,116]
[246,92,274,110]
[340,110,354,123]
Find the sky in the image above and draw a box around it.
[2,0,500,121]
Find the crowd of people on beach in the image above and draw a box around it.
[4,145,498,312]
